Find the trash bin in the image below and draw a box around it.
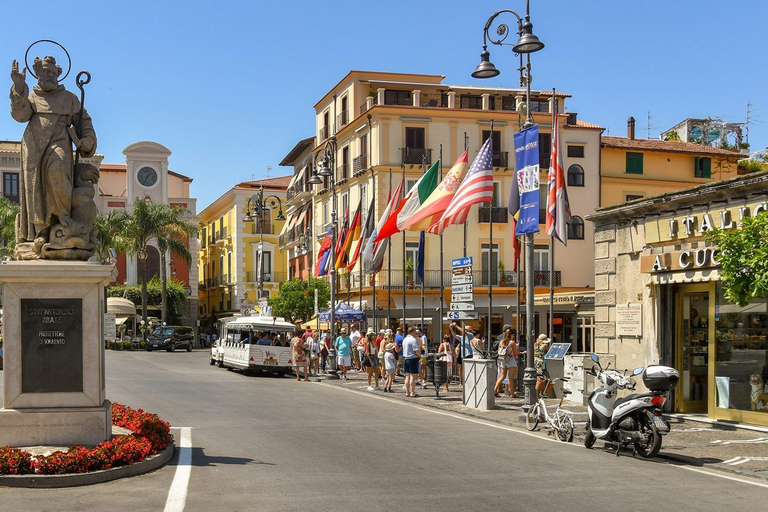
[326,348,339,379]
[425,353,448,398]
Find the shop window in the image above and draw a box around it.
[567,165,584,187]
[715,285,768,415]
[626,152,643,174]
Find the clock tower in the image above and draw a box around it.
[123,141,171,206]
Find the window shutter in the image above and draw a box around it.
[703,157,711,178]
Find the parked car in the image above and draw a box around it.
[146,326,195,352]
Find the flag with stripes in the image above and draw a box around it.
[545,110,571,245]
[428,138,494,235]
[315,228,333,277]
[363,179,404,275]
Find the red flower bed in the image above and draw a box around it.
[0,402,171,475]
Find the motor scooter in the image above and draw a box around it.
[584,353,678,458]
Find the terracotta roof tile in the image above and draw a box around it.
[235,175,293,190]
[565,120,603,130]
[601,136,740,157]
[99,163,193,182]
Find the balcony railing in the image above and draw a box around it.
[539,208,547,225]
[360,96,378,115]
[532,270,562,287]
[353,154,368,173]
[478,206,508,223]
[337,163,349,181]
[245,271,288,284]
[243,222,276,235]
[336,111,348,129]
[319,125,330,141]
[384,90,412,106]
[402,147,432,165]
[460,95,483,109]
[492,151,509,168]
[332,268,559,289]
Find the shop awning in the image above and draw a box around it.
[296,204,309,229]
[280,211,298,236]
[116,317,130,326]
[648,269,720,285]
[107,297,136,316]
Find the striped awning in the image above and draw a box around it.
[279,211,297,236]
[296,204,309,229]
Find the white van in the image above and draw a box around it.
[212,315,297,376]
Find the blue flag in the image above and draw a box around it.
[417,231,425,282]
[513,125,541,235]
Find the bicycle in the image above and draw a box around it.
[525,377,575,442]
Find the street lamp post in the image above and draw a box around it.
[309,136,338,347]
[243,184,286,305]
[472,0,544,407]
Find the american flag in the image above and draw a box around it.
[428,137,495,235]
[545,100,572,245]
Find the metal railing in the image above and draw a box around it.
[360,96,378,115]
[319,126,330,141]
[492,151,509,168]
[245,271,288,283]
[243,222,276,235]
[353,154,367,173]
[336,111,348,129]
[478,206,508,223]
[402,147,432,165]
[460,95,483,109]
[333,269,558,289]
[384,90,412,106]
[337,163,349,181]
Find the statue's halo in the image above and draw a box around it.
[24,39,72,82]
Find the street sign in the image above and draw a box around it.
[448,311,479,320]
[452,257,472,268]
[449,302,475,311]
[451,283,473,294]
[452,266,471,276]
[451,293,473,303]
[451,274,472,285]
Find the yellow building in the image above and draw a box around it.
[300,71,603,347]
[197,177,290,332]
[601,118,740,207]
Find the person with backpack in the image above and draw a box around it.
[494,328,519,397]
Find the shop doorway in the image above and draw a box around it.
[675,284,713,413]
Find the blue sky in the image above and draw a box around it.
[1,0,765,210]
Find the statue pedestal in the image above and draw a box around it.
[0,261,116,446]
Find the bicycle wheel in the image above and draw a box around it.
[556,414,574,442]
[526,403,541,431]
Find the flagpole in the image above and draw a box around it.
[402,163,406,329]
[387,168,392,329]
[488,119,494,349]
[369,116,376,331]
[439,144,444,346]
[420,154,426,341]
[549,90,557,340]
[461,132,468,350]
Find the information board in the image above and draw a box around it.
[617,304,642,337]
[544,342,571,360]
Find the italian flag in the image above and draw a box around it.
[373,161,440,242]
[403,151,469,232]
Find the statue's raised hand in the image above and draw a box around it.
[11,60,27,92]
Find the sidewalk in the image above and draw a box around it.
[317,369,768,482]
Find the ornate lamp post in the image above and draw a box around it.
[309,136,337,350]
[243,185,285,302]
[472,0,544,407]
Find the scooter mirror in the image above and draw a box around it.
[632,367,644,376]
[590,353,599,363]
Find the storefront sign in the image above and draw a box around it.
[535,294,595,306]
[616,304,642,337]
[640,247,720,273]
[645,200,768,244]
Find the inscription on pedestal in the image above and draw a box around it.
[21,298,83,393]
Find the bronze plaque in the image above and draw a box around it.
[21,298,83,393]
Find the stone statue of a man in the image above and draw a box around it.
[10,55,100,261]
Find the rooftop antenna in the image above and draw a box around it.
[647,111,656,139]
[746,102,763,146]
[266,165,272,180]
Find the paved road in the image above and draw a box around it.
[2,351,767,511]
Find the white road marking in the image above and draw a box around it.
[317,382,768,489]
[164,427,193,512]
[673,428,718,432]
[711,437,768,445]
[721,456,768,466]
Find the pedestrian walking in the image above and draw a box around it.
[438,334,453,393]
[394,327,405,376]
[362,330,380,390]
[402,327,422,397]
[376,329,386,379]
[320,329,330,373]
[349,324,362,371]
[418,328,429,388]
[308,331,321,376]
[494,328,518,397]
[383,342,396,392]
[534,333,550,383]
[291,331,310,382]
[334,328,353,380]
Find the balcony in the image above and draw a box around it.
[286,182,312,204]
[243,222,276,235]
[492,151,509,168]
[332,268,559,290]
[336,163,349,182]
[336,110,348,130]
[478,206,508,223]
[384,90,412,106]
[402,147,432,166]
[353,155,368,174]
[245,271,288,284]
[360,96,378,115]
[319,125,330,141]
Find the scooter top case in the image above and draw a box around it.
[643,365,679,392]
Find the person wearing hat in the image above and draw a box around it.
[534,333,550,380]
[334,327,353,380]
[362,330,379,390]
[383,341,397,392]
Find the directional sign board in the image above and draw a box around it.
[451,283,473,294]
[450,302,475,311]
[451,293,473,303]
[451,274,472,285]
[448,311,479,320]
[452,257,472,268]
[452,265,471,276]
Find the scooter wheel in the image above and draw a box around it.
[584,429,596,449]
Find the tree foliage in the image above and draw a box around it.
[107,276,189,323]
[0,196,19,258]
[94,210,129,264]
[707,213,768,307]
[267,277,330,323]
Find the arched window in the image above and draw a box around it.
[568,216,585,240]
[567,165,584,187]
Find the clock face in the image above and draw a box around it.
[138,166,158,187]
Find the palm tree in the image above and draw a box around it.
[93,210,128,264]
[0,197,20,258]
[156,206,196,324]
[122,200,195,332]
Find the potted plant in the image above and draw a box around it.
[405,258,414,287]
[498,262,507,286]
